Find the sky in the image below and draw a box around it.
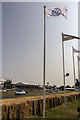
[2,2,79,87]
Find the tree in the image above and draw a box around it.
[65,85,71,88]
[52,85,57,90]
[46,82,49,89]
[4,79,12,89]
[72,85,74,88]
[46,82,49,86]
[59,85,64,91]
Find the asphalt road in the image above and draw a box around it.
[2,91,64,99]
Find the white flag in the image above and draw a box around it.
[46,6,67,19]
[72,47,80,53]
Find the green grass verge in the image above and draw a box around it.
[32,98,80,118]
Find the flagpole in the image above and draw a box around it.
[78,56,79,82]
[77,56,80,113]
[43,6,46,118]
[78,56,80,83]
[62,33,66,108]
[72,47,76,100]
[78,57,80,82]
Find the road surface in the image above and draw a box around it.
[2,91,64,99]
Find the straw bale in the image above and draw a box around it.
[58,96,62,105]
[55,97,58,106]
[10,103,20,119]
[39,99,43,112]
[2,92,79,119]
[2,105,8,119]
[45,98,50,110]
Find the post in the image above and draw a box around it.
[72,47,76,100]
[78,56,79,82]
[43,6,46,118]
[61,33,66,108]
[78,57,80,82]
[77,56,80,114]
[34,84,35,92]
[78,56,80,97]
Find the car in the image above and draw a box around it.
[11,89,16,91]
[55,90,58,92]
[3,90,7,92]
[49,90,52,93]
[24,90,28,93]
[15,90,26,95]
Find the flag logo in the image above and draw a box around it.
[52,8,61,16]
[47,6,67,19]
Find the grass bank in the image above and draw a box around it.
[32,98,80,118]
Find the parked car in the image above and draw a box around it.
[49,89,52,93]
[15,90,26,95]
[11,89,16,91]
[24,89,28,93]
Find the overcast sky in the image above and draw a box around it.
[2,2,78,86]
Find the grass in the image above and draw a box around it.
[32,98,80,118]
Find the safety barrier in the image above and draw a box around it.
[1,93,80,119]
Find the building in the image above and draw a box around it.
[13,82,43,91]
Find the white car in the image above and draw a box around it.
[15,90,26,95]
